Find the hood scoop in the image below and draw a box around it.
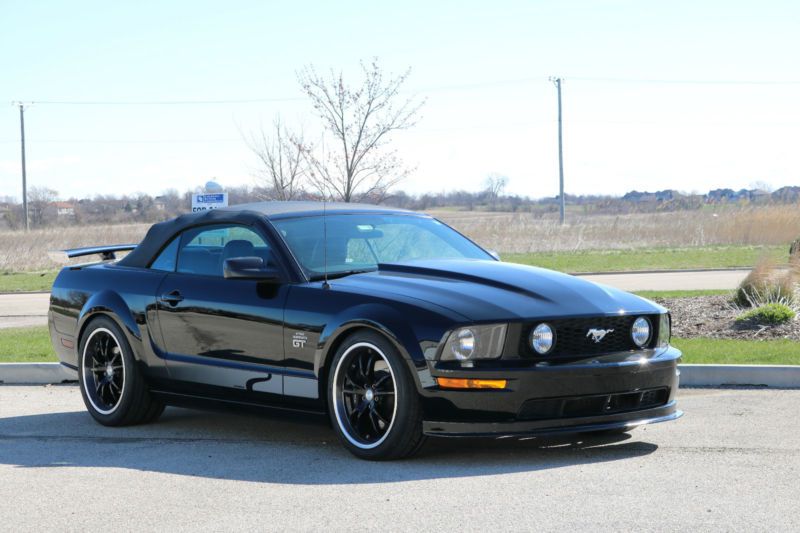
[377,262,554,303]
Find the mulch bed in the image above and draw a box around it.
[652,295,800,341]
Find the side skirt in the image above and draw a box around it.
[151,389,327,421]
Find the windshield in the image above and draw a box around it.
[272,214,492,279]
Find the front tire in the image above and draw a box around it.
[78,316,164,426]
[328,331,426,460]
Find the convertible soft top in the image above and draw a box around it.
[118,201,412,268]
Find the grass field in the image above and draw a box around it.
[504,245,787,273]
[0,271,58,292]
[0,326,796,365]
[434,205,800,254]
[0,326,57,363]
[2,204,800,273]
[0,222,146,272]
[673,337,800,365]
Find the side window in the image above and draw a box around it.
[149,237,179,272]
[176,225,271,277]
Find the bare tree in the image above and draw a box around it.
[27,186,58,227]
[484,174,508,209]
[297,59,424,202]
[749,180,774,193]
[247,118,307,201]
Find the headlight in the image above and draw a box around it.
[451,328,475,360]
[529,323,555,354]
[441,324,507,361]
[657,313,671,347]
[631,317,652,347]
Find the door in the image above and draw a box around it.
[154,223,289,400]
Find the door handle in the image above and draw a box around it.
[159,290,184,306]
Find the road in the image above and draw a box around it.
[0,292,52,329]
[0,386,797,531]
[579,269,749,292]
[0,269,750,329]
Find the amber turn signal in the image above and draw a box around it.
[436,377,507,389]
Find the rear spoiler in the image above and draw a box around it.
[62,244,138,261]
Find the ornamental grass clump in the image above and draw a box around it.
[733,258,798,309]
[735,303,796,325]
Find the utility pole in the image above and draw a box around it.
[549,77,566,225]
[14,102,30,231]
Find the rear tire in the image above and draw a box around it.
[328,330,426,460]
[78,316,164,426]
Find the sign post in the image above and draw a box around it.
[191,193,228,212]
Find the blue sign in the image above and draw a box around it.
[196,194,225,203]
[191,192,228,212]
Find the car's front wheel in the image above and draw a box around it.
[78,316,164,426]
[328,331,426,460]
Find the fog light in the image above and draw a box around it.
[631,317,652,347]
[530,323,555,354]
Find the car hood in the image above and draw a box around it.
[333,259,665,322]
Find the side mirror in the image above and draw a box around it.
[223,257,280,282]
[487,250,501,261]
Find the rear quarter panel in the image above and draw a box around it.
[49,263,168,377]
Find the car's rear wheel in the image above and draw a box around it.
[328,331,426,460]
[78,316,164,426]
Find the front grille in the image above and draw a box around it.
[518,387,669,421]
[519,314,658,359]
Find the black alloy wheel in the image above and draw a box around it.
[78,316,165,426]
[328,330,426,460]
[335,342,397,447]
[81,327,125,415]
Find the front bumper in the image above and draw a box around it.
[418,346,683,438]
[424,402,682,437]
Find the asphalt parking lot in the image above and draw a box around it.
[1,386,798,531]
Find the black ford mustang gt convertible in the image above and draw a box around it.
[49,201,682,459]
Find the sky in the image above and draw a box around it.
[1,0,799,201]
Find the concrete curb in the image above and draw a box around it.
[679,364,800,388]
[571,267,754,276]
[0,290,50,295]
[0,363,77,384]
[1,362,799,388]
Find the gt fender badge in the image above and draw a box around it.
[292,331,308,348]
[586,328,613,343]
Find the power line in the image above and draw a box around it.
[0,138,243,144]
[568,76,800,85]
[26,96,306,105]
[2,116,798,144]
[14,76,800,107]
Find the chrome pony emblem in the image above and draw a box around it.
[586,328,614,343]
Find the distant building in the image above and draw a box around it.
[654,189,681,202]
[706,188,737,203]
[53,202,75,217]
[771,186,800,203]
[750,189,771,204]
[622,190,657,203]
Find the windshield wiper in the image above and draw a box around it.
[309,269,376,282]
